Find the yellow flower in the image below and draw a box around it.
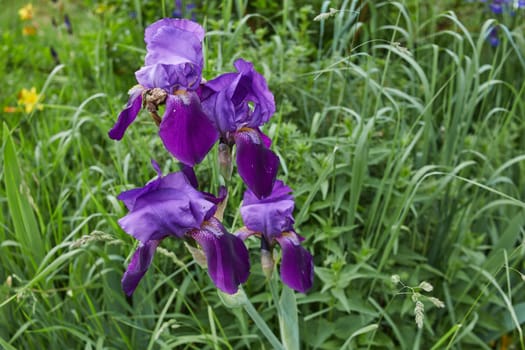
[18,4,34,21]
[17,87,43,113]
[22,25,37,36]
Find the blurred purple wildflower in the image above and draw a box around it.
[238,180,314,293]
[489,0,507,14]
[488,25,501,47]
[64,14,72,34]
[173,0,197,20]
[119,161,250,296]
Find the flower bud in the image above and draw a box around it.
[261,248,274,280]
[218,143,233,181]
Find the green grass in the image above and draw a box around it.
[1,0,525,348]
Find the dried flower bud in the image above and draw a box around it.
[411,292,421,302]
[6,275,12,288]
[218,143,233,181]
[261,248,274,280]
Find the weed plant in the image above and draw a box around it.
[1,0,524,348]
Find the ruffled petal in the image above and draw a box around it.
[275,232,313,293]
[159,92,219,166]
[137,19,204,92]
[240,180,295,239]
[145,18,204,48]
[117,160,163,210]
[108,86,144,140]
[135,63,201,92]
[118,190,209,242]
[190,218,250,294]
[234,130,279,199]
[232,59,275,128]
[200,73,239,133]
[117,171,216,242]
[200,59,275,133]
[121,239,161,296]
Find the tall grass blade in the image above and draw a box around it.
[2,123,44,272]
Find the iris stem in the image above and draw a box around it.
[149,111,161,126]
[242,298,284,350]
[270,276,300,350]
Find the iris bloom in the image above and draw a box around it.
[488,25,500,47]
[118,161,250,295]
[201,59,279,199]
[238,180,313,293]
[109,18,218,166]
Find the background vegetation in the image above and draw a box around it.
[1,0,524,348]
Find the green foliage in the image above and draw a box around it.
[1,0,524,348]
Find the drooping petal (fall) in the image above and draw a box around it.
[234,130,279,199]
[108,86,144,140]
[190,218,250,294]
[121,239,161,296]
[159,92,219,166]
[276,232,314,293]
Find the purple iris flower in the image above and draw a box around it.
[238,180,314,293]
[488,0,508,13]
[201,59,279,198]
[119,161,250,296]
[108,18,219,167]
[488,25,500,47]
[173,0,197,20]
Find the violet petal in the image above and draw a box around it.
[108,86,143,140]
[275,232,314,293]
[201,59,275,134]
[234,130,279,199]
[117,172,216,242]
[122,239,161,296]
[190,218,250,294]
[159,92,219,166]
[240,180,295,239]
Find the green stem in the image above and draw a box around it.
[270,276,300,350]
[242,298,284,350]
